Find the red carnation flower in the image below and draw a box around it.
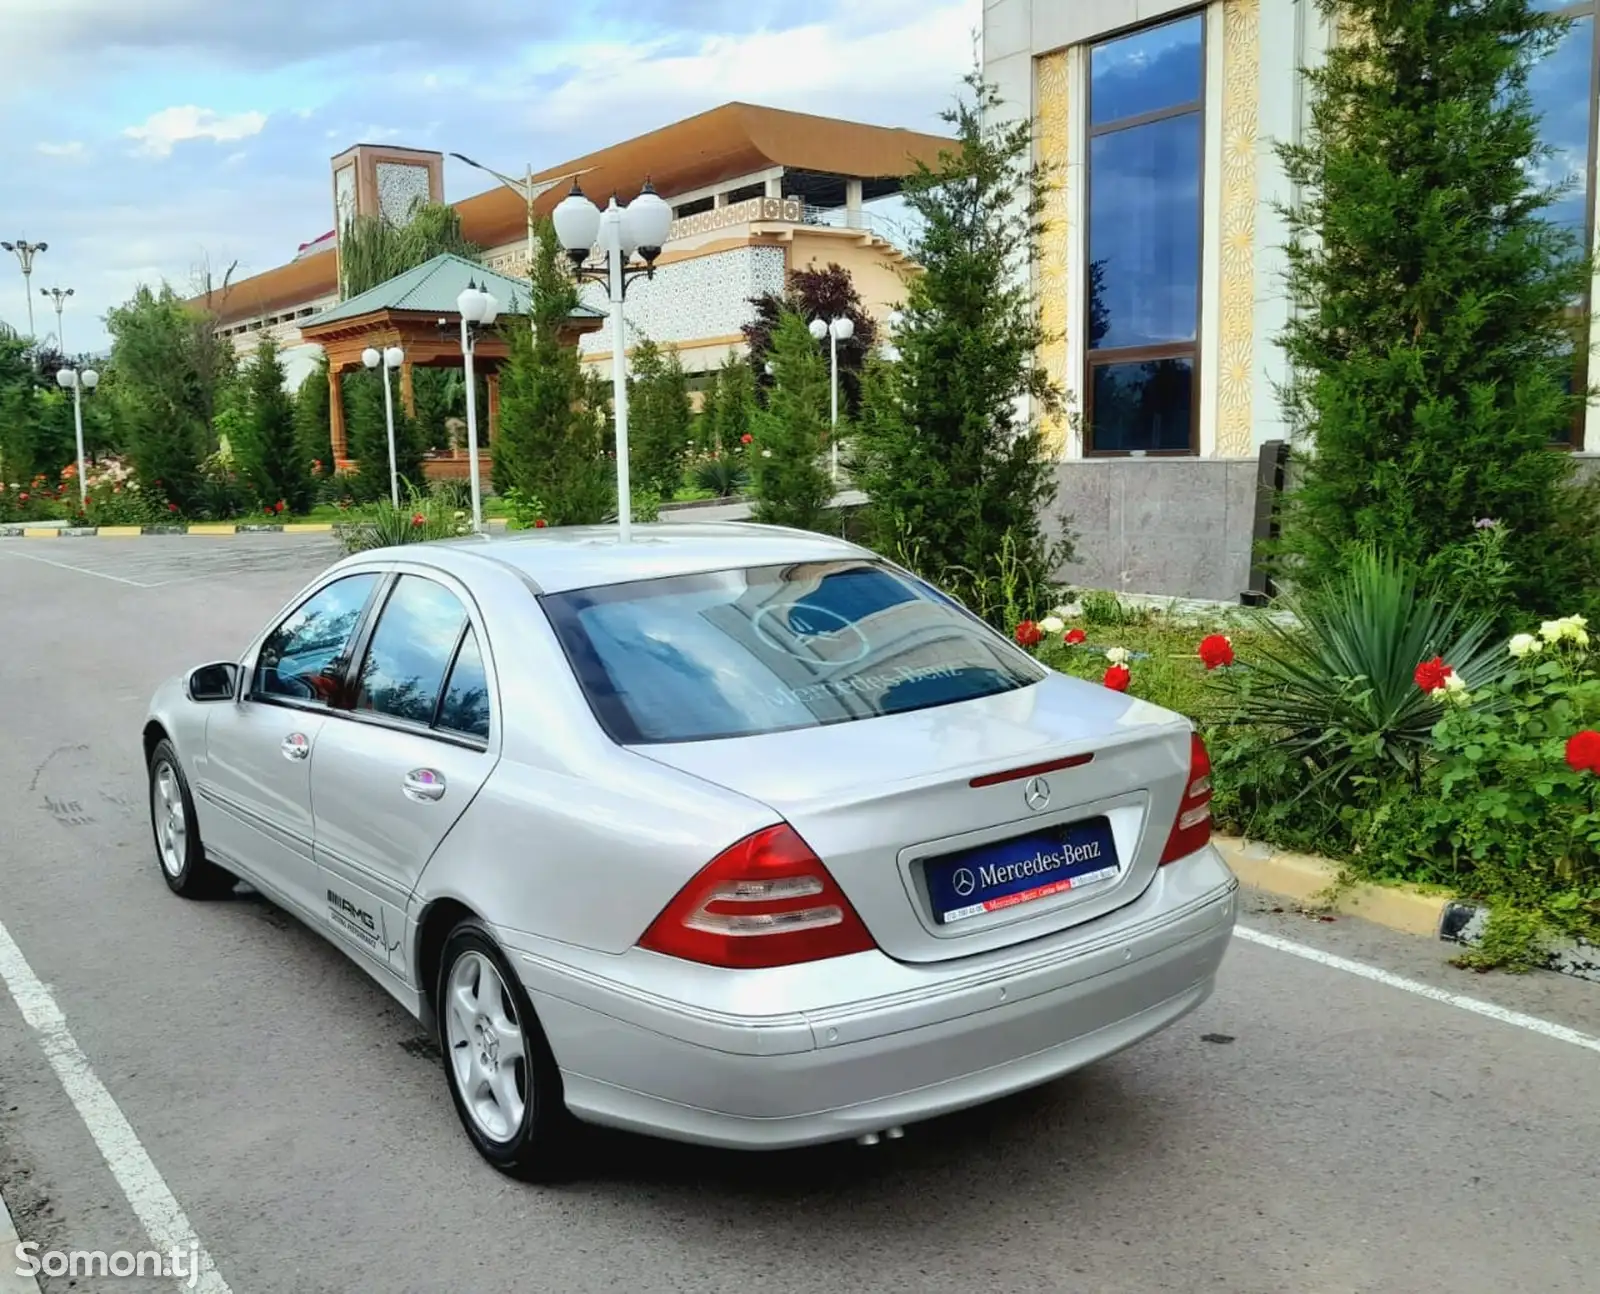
[1565,730,1600,774]
[17,491,27,503]
[1014,620,1043,648]
[1103,664,1131,692]
[534,518,548,529]
[1414,656,1454,693]
[1064,628,1087,645]
[263,506,274,515]
[1198,634,1235,670]
[740,433,753,445]
[167,502,178,513]
[275,500,285,514]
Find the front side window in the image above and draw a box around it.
[541,561,1045,745]
[1086,12,1205,454]
[354,576,470,727]
[253,573,381,706]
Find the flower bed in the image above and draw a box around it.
[1009,580,1600,968]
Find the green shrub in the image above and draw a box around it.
[338,485,471,553]
[1215,548,1510,797]
[692,450,748,498]
[1357,618,1600,945]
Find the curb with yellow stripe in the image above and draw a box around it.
[0,519,510,539]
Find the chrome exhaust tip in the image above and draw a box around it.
[884,1125,905,1140]
[855,1131,881,1146]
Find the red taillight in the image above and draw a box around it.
[1159,732,1213,864]
[639,824,877,969]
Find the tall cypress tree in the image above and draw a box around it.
[240,338,313,512]
[750,311,835,531]
[853,70,1066,622]
[1277,0,1600,611]
[628,338,693,497]
[495,218,612,523]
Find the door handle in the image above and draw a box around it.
[403,769,447,802]
[281,733,310,761]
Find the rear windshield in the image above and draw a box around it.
[540,560,1045,744]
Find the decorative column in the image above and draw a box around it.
[329,365,348,462]
[400,359,416,418]
[486,371,501,442]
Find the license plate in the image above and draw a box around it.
[923,817,1120,925]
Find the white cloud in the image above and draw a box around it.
[36,140,86,157]
[529,5,974,136]
[123,105,267,158]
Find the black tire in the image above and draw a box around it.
[436,919,576,1181]
[147,738,235,899]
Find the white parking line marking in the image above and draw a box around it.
[0,919,232,1293]
[1236,925,1600,1054]
[0,549,156,588]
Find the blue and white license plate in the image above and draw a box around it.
[923,816,1120,925]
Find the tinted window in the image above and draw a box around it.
[355,576,468,726]
[1088,113,1203,350]
[437,628,491,740]
[542,562,1045,745]
[1528,13,1593,236]
[253,573,380,705]
[1090,14,1203,126]
[1091,357,1195,453]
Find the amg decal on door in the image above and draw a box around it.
[327,888,380,952]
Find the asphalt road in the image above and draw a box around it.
[1,534,1598,1294]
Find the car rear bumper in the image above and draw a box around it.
[501,846,1238,1150]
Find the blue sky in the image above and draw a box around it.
[0,0,980,355]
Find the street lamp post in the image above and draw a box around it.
[441,283,500,534]
[361,345,405,508]
[1,239,47,340]
[449,155,593,306]
[55,364,98,508]
[808,315,855,483]
[40,286,73,355]
[551,179,673,543]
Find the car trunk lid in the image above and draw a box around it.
[635,674,1195,963]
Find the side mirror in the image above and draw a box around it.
[186,662,240,703]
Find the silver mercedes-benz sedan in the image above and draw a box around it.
[142,523,1237,1178]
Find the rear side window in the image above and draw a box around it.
[541,561,1044,744]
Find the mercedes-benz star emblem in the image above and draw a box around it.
[952,867,977,897]
[1024,776,1052,812]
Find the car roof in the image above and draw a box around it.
[357,521,873,594]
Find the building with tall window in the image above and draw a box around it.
[984,0,1600,597]
[986,0,1600,458]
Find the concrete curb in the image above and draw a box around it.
[0,1190,42,1292]
[0,519,511,539]
[1215,836,1599,984]
[1213,837,1449,937]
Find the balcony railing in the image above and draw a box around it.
[663,197,913,251]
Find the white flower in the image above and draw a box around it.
[1039,615,1065,635]
[1540,615,1591,647]
[1430,686,1449,700]
[1442,672,1468,694]
[761,449,772,458]
[1105,646,1131,666]
[1508,633,1541,659]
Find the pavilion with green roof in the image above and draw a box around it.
[299,252,603,466]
